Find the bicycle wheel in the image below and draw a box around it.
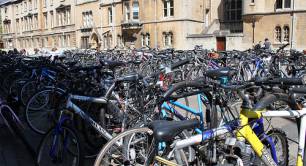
[20,80,39,106]
[94,127,154,166]
[25,88,64,134]
[36,125,83,166]
[255,128,289,166]
[268,128,289,166]
[94,127,190,166]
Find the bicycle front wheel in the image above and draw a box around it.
[94,127,154,166]
[36,125,83,166]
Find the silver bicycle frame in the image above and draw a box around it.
[172,108,306,164]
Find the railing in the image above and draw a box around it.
[121,20,142,29]
[220,21,243,33]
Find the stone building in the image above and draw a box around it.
[0,0,76,50]
[187,0,306,51]
[0,0,306,51]
[87,0,205,50]
[243,0,306,50]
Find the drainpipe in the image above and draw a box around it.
[154,0,157,48]
[112,0,115,48]
[290,0,295,49]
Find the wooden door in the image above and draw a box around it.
[216,37,226,51]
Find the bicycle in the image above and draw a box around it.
[93,76,306,166]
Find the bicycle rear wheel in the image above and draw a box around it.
[25,88,64,134]
[94,127,154,166]
[36,125,83,166]
[94,127,191,166]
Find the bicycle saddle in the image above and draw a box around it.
[100,60,126,69]
[205,67,236,79]
[148,119,200,142]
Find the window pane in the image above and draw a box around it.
[284,0,291,8]
[276,0,282,9]
[170,8,174,16]
[284,26,290,42]
[133,2,139,19]
[275,27,282,42]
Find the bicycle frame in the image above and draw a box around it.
[238,108,306,166]
[170,107,306,166]
[161,94,208,133]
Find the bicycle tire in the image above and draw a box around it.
[94,127,153,166]
[25,88,64,134]
[36,125,83,166]
[262,128,289,166]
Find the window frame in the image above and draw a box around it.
[275,26,282,43]
[132,1,139,20]
[283,26,290,42]
[164,0,174,17]
[108,7,113,25]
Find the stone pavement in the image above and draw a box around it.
[0,125,34,166]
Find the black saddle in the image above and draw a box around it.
[205,67,236,79]
[148,119,200,142]
[100,60,126,69]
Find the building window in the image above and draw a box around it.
[67,35,70,47]
[108,7,113,24]
[34,0,37,9]
[117,35,123,48]
[29,16,33,30]
[24,1,27,12]
[133,1,139,20]
[124,2,130,21]
[50,11,54,28]
[34,14,38,29]
[164,0,174,17]
[163,32,173,47]
[24,18,28,31]
[16,19,19,32]
[82,11,93,27]
[43,0,47,7]
[275,26,282,43]
[283,26,290,42]
[284,0,291,8]
[57,8,71,26]
[81,36,90,49]
[276,0,282,9]
[141,34,145,47]
[43,12,48,29]
[141,33,150,47]
[20,4,23,14]
[50,0,54,6]
[276,0,291,9]
[224,0,242,21]
[29,0,32,10]
[16,5,18,15]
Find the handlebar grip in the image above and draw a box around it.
[256,78,305,86]
[270,78,303,85]
[163,79,206,100]
[291,87,306,94]
[171,59,190,70]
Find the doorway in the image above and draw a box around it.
[216,37,226,51]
